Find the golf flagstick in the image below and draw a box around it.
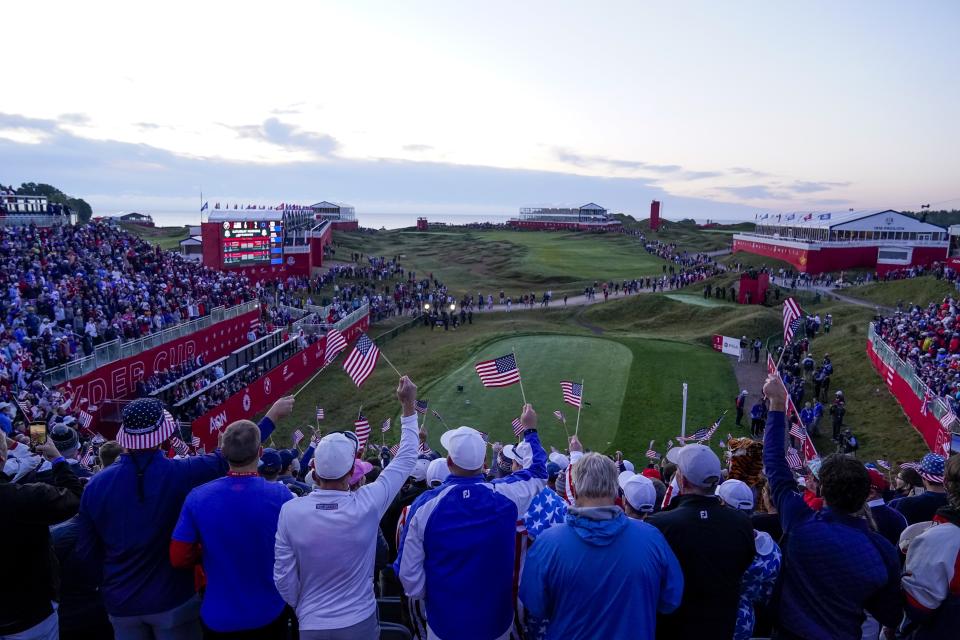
[572,379,585,437]
[680,383,688,443]
[512,347,527,404]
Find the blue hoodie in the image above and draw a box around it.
[520,506,683,640]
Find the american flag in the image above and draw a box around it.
[512,417,524,438]
[419,441,432,455]
[786,447,803,470]
[876,459,891,471]
[553,410,565,422]
[789,422,806,440]
[560,381,583,408]
[171,437,190,456]
[79,445,95,468]
[343,334,380,387]
[666,439,674,448]
[415,399,429,415]
[323,328,348,366]
[78,409,93,430]
[91,433,106,446]
[389,443,400,457]
[316,406,325,420]
[431,409,443,421]
[381,418,391,433]
[354,415,371,449]
[191,435,201,448]
[920,389,933,416]
[292,429,305,446]
[939,409,956,429]
[767,352,778,376]
[646,447,659,460]
[783,298,803,344]
[475,353,521,387]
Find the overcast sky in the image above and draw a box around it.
[2,1,958,220]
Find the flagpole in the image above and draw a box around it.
[379,349,403,377]
[512,347,527,404]
[574,378,584,437]
[560,414,570,441]
[680,382,688,443]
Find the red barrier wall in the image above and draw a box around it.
[733,237,948,274]
[866,340,951,455]
[737,272,769,305]
[59,308,262,431]
[191,311,370,447]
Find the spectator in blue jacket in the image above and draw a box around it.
[74,396,293,640]
[520,452,683,639]
[397,404,547,640]
[750,400,765,438]
[762,375,902,640]
[170,419,294,638]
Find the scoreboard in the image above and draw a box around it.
[221,220,283,266]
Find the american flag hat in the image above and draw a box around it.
[118,398,177,450]
[917,453,946,484]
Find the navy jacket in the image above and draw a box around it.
[764,411,902,639]
[74,416,275,616]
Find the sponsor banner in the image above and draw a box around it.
[58,309,261,432]
[712,334,743,357]
[192,311,370,448]
[866,339,951,455]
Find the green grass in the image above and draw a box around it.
[846,276,957,308]
[662,293,737,308]
[413,335,633,451]
[122,224,190,249]
[332,229,670,296]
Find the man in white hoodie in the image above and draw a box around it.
[274,375,420,639]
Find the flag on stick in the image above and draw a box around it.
[475,353,521,387]
[79,445,95,468]
[343,334,380,387]
[512,417,524,438]
[354,415,371,449]
[783,298,803,344]
[171,437,190,456]
[381,418,391,433]
[789,422,806,440]
[786,447,803,470]
[389,443,400,457]
[645,440,659,460]
[292,429,305,446]
[553,410,565,422]
[78,410,93,430]
[191,435,201,448]
[415,399,429,415]
[324,328,348,365]
[560,381,583,408]
[920,389,933,417]
[876,459,891,471]
[316,406,325,420]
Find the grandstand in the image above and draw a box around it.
[508,202,622,231]
[310,200,359,230]
[0,192,75,226]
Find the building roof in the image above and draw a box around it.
[208,211,283,222]
[310,201,352,209]
[757,209,945,232]
[179,236,202,246]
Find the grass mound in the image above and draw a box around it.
[846,276,957,308]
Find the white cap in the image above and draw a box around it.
[503,441,532,468]
[622,459,635,472]
[313,432,358,480]
[440,426,487,471]
[675,444,721,488]
[410,457,430,482]
[718,479,754,511]
[426,458,451,486]
[549,452,570,469]
[618,471,656,513]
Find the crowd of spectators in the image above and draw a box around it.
[875,296,960,414]
[3,373,957,640]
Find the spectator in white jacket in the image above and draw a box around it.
[273,376,420,640]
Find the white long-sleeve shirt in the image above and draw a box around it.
[273,412,419,630]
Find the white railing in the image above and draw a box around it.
[868,322,953,426]
[41,300,260,386]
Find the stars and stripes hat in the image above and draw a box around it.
[118,398,177,450]
[918,453,946,484]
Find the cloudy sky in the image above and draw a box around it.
[2,1,958,222]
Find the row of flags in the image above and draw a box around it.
[203,202,316,212]
[755,212,832,222]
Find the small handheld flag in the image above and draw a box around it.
[343,334,380,387]
[560,381,583,408]
[475,354,521,387]
[354,415,371,450]
[381,418,391,433]
[512,417,524,438]
[553,410,565,422]
[191,435,201,448]
[415,399,429,415]
[292,429,305,446]
[316,406,325,420]
[323,328,348,366]
[876,459,891,471]
[783,298,803,344]
[786,447,803,470]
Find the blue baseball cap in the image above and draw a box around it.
[278,449,296,469]
[260,448,282,471]
[546,462,561,481]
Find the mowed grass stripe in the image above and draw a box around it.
[417,335,632,452]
